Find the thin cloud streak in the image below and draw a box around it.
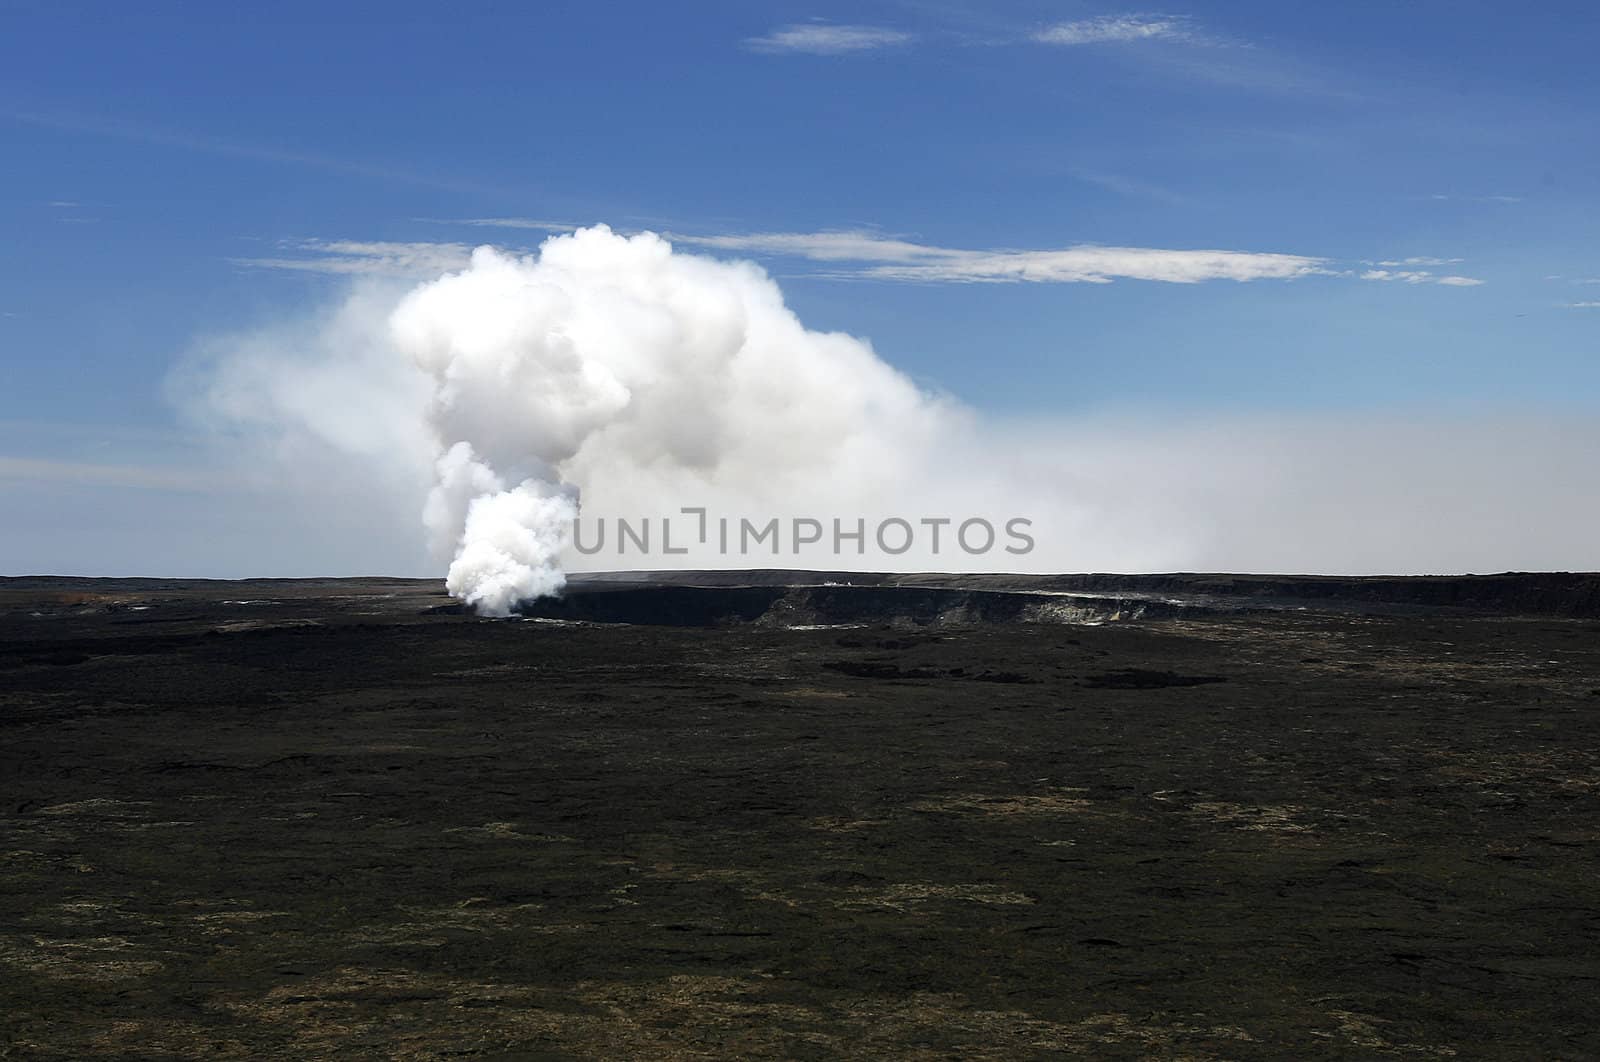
[1427,193,1523,204]
[256,222,1485,289]
[1361,268,1484,287]
[231,240,474,277]
[1033,15,1191,46]
[677,229,1326,284]
[442,217,577,232]
[1028,14,1358,99]
[1371,257,1464,267]
[745,24,913,55]
[862,247,1323,284]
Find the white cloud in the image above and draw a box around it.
[1361,268,1484,287]
[1568,301,1600,308]
[442,217,577,232]
[676,230,944,263]
[863,247,1322,284]
[745,24,912,55]
[1028,14,1361,98]
[231,240,474,277]
[1428,194,1523,204]
[1033,15,1191,45]
[676,229,1325,284]
[1372,257,1464,267]
[268,223,1487,291]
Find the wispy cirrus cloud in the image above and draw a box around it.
[1357,256,1484,285]
[673,229,1324,284]
[745,23,912,55]
[230,239,474,277]
[676,229,940,263]
[440,217,575,232]
[260,222,1486,290]
[1032,14,1193,46]
[1371,257,1464,267]
[1026,13,1355,98]
[46,198,98,223]
[1568,301,1600,309]
[1427,193,1523,204]
[1361,268,1483,287]
[679,230,1486,287]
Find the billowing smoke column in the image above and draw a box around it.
[386,226,944,615]
[421,443,575,615]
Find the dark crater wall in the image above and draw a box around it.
[555,570,1600,624]
[512,585,1186,628]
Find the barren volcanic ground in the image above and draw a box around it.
[2,573,1599,1059]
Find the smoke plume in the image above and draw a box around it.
[193,225,967,614]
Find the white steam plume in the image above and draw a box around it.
[215,225,962,614]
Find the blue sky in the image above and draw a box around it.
[3,1,1599,575]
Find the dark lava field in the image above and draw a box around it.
[2,572,1598,1059]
